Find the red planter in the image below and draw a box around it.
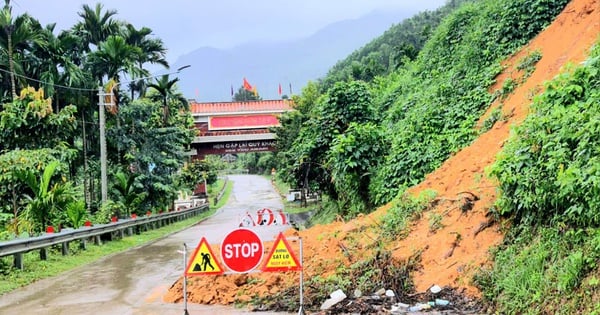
[111,216,118,223]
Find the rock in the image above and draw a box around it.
[430,284,442,294]
[385,289,395,297]
[353,288,362,298]
[320,289,347,310]
[374,288,386,296]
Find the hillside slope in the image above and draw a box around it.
[165,0,599,309]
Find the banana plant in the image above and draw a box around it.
[15,160,78,233]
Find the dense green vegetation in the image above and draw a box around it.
[320,0,472,91]
[267,0,600,313]
[0,177,231,294]
[274,0,570,215]
[477,42,600,314]
[0,3,203,240]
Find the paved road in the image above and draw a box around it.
[0,175,292,315]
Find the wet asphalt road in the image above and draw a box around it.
[0,175,292,315]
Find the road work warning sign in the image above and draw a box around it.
[185,237,223,276]
[262,232,302,272]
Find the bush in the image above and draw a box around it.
[490,43,600,226]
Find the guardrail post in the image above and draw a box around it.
[14,253,23,270]
[119,229,125,239]
[62,242,69,256]
[0,205,210,265]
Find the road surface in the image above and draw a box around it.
[0,175,292,315]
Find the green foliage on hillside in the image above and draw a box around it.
[321,0,472,91]
[275,0,570,214]
[370,0,569,204]
[0,3,199,238]
[477,42,600,315]
[490,44,600,226]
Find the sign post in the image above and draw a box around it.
[183,243,189,315]
[221,228,264,273]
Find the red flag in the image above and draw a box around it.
[278,83,282,96]
[243,78,253,91]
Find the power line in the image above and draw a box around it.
[0,66,188,94]
[0,67,98,92]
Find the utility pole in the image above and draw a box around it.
[97,65,191,207]
[98,88,109,204]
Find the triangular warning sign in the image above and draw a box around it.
[262,232,302,272]
[185,237,224,276]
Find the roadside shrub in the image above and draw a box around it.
[490,43,600,226]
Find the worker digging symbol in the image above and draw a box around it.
[201,252,214,271]
[185,237,223,276]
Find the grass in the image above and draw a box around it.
[211,180,233,209]
[0,179,233,295]
[266,175,319,215]
[474,227,600,314]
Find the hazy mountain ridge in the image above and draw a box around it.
[173,9,412,101]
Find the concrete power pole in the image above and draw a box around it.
[98,88,108,204]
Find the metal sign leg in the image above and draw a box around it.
[183,243,189,315]
[297,237,304,315]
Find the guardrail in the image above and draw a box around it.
[0,204,209,270]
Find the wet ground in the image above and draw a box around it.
[0,175,293,315]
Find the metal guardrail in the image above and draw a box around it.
[0,204,209,268]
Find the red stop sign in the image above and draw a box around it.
[221,228,263,273]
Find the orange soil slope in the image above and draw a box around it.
[165,0,599,305]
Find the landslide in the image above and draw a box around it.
[164,0,599,311]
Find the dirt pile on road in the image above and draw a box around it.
[164,0,599,310]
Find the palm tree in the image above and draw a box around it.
[28,23,86,111]
[148,75,188,126]
[87,35,141,114]
[0,6,42,100]
[73,3,120,51]
[123,23,169,99]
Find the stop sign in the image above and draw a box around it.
[221,228,264,273]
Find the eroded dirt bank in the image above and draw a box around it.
[164,0,600,310]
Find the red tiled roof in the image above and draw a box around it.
[189,99,293,114]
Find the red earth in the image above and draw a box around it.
[164,0,599,307]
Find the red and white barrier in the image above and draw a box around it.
[239,208,290,227]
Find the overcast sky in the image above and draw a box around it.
[12,0,447,63]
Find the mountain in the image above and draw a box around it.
[172,9,413,101]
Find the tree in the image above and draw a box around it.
[87,35,141,83]
[28,23,87,112]
[123,24,168,99]
[327,122,384,215]
[233,85,261,101]
[15,160,79,233]
[0,87,77,151]
[72,3,120,51]
[178,159,218,194]
[277,80,375,211]
[0,148,74,236]
[0,6,43,100]
[109,98,193,211]
[147,74,187,126]
[110,171,145,216]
